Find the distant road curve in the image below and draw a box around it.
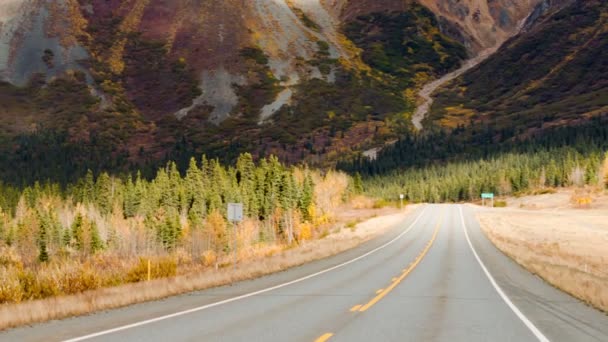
[412,48,496,130]
[2,205,608,342]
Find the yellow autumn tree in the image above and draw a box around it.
[206,210,227,269]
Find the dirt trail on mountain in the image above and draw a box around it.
[412,47,496,130]
[412,10,535,130]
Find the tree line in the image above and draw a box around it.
[339,116,608,177]
[362,146,607,203]
[0,153,353,303]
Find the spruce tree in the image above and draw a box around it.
[299,174,314,220]
[62,226,71,247]
[90,221,104,253]
[185,157,203,210]
[353,173,364,194]
[37,211,49,262]
[236,153,258,217]
[96,172,113,215]
[124,176,137,218]
[71,213,85,251]
[207,159,224,213]
[83,170,95,204]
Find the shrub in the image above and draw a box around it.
[298,222,313,241]
[201,250,217,267]
[17,269,60,300]
[126,257,177,283]
[373,199,392,209]
[61,265,102,294]
[0,268,23,303]
[493,201,508,208]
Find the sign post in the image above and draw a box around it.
[481,193,494,207]
[227,203,244,270]
[399,194,404,209]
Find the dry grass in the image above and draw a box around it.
[477,209,608,313]
[0,207,414,330]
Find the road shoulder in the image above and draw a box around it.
[465,205,608,341]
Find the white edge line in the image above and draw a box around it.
[64,206,430,342]
[458,205,550,342]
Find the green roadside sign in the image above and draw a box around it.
[481,193,494,199]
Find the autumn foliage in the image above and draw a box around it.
[0,154,353,304]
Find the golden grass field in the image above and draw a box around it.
[476,189,608,313]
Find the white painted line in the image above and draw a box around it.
[459,206,550,342]
[64,206,430,341]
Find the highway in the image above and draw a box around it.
[2,204,608,342]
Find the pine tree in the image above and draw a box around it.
[90,221,104,253]
[167,209,180,250]
[37,211,49,262]
[185,157,203,210]
[71,213,85,251]
[48,210,62,249]
[96,172,113,215]
[353,173,364,194]
[299,173,314,221]
[123,176,137,218]
[83,170,95,204]
[236,153,258,217]
[62,226,71,247]
[155,168,170,209]
[207,159,224,213]
[188,196,206,229]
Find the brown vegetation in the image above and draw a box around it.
[477,198,608,313]
[0,206,409,330]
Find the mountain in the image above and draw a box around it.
[428,0,608,140]
[0,0,543,183]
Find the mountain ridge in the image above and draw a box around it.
[0,0,569,184]
[428,0,607,141]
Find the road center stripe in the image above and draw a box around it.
[314,333,334,342]
[358,211,443,312]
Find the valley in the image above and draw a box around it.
[0,2,608,340]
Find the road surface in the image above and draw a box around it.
[2,204,608,342]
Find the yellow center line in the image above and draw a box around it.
[358,211,444,312]
[376,289,384,294]
[350,304,362,312]
[315,332,334,342]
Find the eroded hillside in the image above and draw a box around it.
[429,0,607,140]
[0,0,543,183]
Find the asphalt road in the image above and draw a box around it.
[3,204,608,342]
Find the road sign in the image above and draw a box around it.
[399,194,404,199]
[481,193,494,207]
[227,203,243,222]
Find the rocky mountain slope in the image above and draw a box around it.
[0,0,544,182]
[428,0,607,141]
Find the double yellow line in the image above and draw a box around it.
[314,210,444,341]
[357,211,443,312]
